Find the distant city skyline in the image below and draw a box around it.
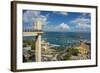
[23,10,91,32]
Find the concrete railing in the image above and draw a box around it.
[23,29,42,32]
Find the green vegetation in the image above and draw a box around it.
[67,48,79,56]
[55,46,65,52]
[44,49,50,54]
[63,53,71,60]
[23,40,35,50]
[63,48,79,60]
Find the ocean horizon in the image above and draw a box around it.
[23,32,91,47]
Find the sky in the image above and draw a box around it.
[23,10,91,32]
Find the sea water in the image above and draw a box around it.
[23,32,91,47]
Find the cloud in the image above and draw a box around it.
[70,14,91,32]
[23,11,40,23]
[71,17,91,28]
[57,23,70,30]
[81,13,91,18]
[43,23,70,32]
[59,12,68,16]
[53,11,68,16]
[23,10,48,29]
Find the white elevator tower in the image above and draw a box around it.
[34,17,43,62]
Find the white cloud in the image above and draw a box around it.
[53,11,68,16]
[59,12,68,16]
[57,23,70,30]
[23,10,48,29]
[23,11,41,23]
[71,17,91,28]
[81,13,91,17]
[43,23,70,32]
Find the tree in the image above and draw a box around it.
[67,48,79,56]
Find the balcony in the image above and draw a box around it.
[23,29,43,36]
